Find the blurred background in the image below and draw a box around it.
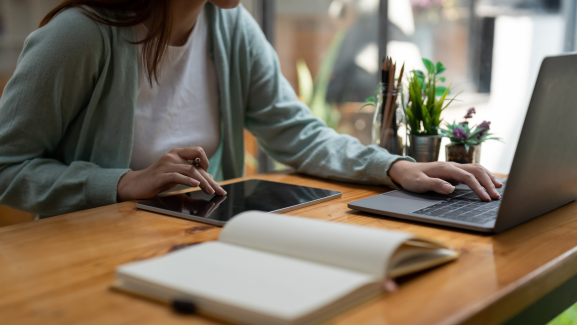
[239,0,575,177]
[0,0,576,224]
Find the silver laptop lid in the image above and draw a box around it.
[494,53,577,233]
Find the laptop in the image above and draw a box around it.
[348,53,577,233]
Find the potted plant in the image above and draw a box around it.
[404,58,458,162]
[440,107,502,163]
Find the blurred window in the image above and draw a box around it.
[273,0,380,145]
[263,0,577,173]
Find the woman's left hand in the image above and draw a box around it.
[388,160,503,201]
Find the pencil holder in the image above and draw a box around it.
[372,84,403,155]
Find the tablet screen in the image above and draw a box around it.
[136,180,342,225]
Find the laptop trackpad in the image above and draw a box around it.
[351,191,444,214]
[381,189,477,213]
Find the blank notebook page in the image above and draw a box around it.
[117,242,376,320]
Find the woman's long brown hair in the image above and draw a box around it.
[40,0,173,84]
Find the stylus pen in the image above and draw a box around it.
[110,284,197,314]
[172,300,196,314]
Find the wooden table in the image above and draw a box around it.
[1,173,577,325]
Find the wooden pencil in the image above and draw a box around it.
[381,58,395,146]
[387,62,404,154]
[380,58,389,128]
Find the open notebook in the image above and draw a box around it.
[114,211,458,325]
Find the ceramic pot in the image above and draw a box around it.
[445,144,481,164]
[408,135,441,162]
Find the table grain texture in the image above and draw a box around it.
[1,173,577,325]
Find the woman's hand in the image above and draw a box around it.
[388,160,503,201]
[117,147,226,202]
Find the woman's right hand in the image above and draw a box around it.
[116,147,226,202]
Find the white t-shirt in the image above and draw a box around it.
[130,8,220,171]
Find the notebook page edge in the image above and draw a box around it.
[219,211,414,279]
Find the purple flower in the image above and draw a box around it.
[464,107,476,119]
[477,121,491,139]
[460,121,469,126]
[453,127,468,141]
[478,120,491,129]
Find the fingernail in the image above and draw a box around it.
[497,180,503,186]
[208,174,213,179]
[190,179,200,187]
[383,279,398,293]
[207,187,215,195]
[217,187,227,195]
[442,184,455,194]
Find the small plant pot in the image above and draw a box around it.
[408,135,441,162]
[445,144,481,164]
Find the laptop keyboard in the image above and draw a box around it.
[412,184,506,225]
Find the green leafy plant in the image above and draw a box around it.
[296,31,344,130]
[440,107,502,152]
[358,82,382,111]
[405,58,459,136]
[547,302,577,325]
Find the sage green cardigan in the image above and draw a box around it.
[0,4,413,217]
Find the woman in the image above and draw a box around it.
[0,0,501,218]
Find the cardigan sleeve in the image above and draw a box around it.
[240,9,415,187]
[0,10,128,217]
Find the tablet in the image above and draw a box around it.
[135,179,342,226]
